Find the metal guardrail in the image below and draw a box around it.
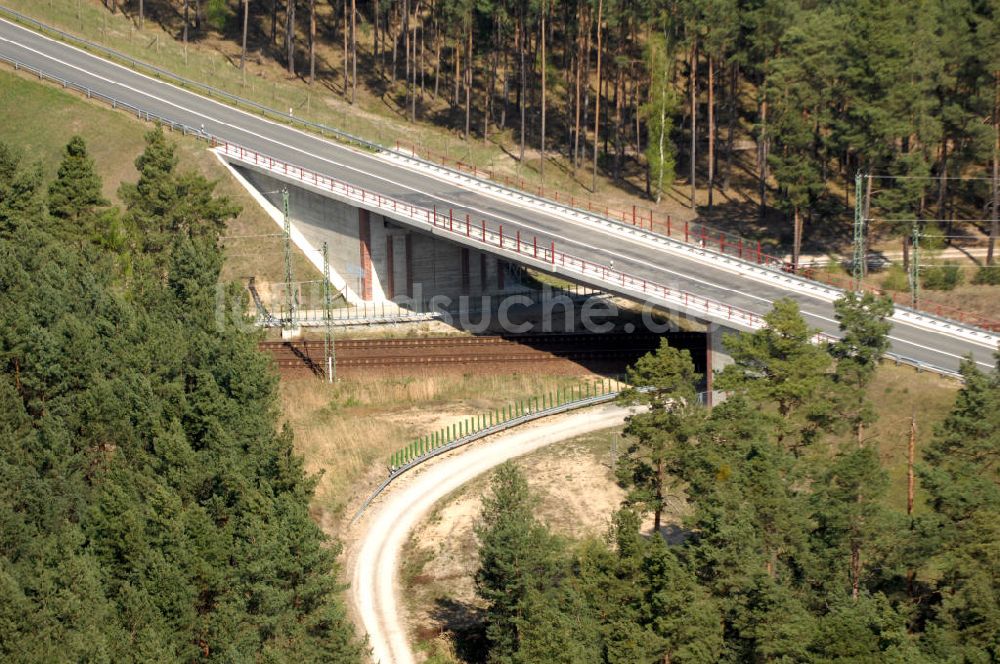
[0,5,382,154]
[884,352,965,381]
[350,386,653,524]
[0,31,982,382]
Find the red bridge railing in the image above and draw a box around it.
[216,139,771,331]
[216,140,1000,335]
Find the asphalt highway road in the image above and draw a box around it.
[1,16,996,373]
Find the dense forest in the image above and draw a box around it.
[474,298,1000,662]
[0,129,363,661]
[104,0,999,268]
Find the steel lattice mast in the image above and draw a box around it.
[852,172,865,290]
[282,188,296,325]
[322,241,336,383]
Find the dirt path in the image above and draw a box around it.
[345,404,632,664]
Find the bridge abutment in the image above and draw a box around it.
[225,161,512,307]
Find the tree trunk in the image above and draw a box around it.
[434,20,441,97]
[351,0,357,103]
[418,2,425,100]
[484,29,497,141]
[707,55,715,209]
[465,21,472,140]
[308,0,316,84]
[580,9,591,172]
[614,66,623,181]
[286,0,295,76]
[591,0,603,191]
[572,5,586,172]
[758,88,768,218]
[343,0,349,95]
[501,47,509,130]
[403,0,410,114]
[271,0,278,45]
[139,0,144,30]
[989,71,999,265]
[792,206,802,271]
[374,0,380,77]
[937,135,949,220]
[391,2,398,84]
[454,37,460,108]
[519,15,526,162]
[689,37,697,209]
[183,0,189,56]
[723,62,738,190]
[540,0,546,179]
[240,0,249,72]
[634,73,641,167]
[655,51,667,203]
[603,75,609,157]
[411,1,418,120]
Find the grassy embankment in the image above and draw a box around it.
[0,66,320,285]
[279,373,603,530]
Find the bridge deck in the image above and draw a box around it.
[0,15,994,374]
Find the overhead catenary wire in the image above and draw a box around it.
[866,174,999,181]
[865,218,998,224]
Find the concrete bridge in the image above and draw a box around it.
[1,13,996,376]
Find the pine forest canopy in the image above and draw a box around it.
[105,0,999,266]
[0,130,363,662]
[474,296,1000,663]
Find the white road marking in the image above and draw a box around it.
[3,20,994,368]
[0,25,813,308]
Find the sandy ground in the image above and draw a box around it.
[343,404,633,664]
[400,430,694,661]
[399,430,628,659]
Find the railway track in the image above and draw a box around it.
[259,332,705,377]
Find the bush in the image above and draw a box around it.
[922,263,964,291]
[972,265,1000,285]
[205,0,234,31]
[881,263,910,292]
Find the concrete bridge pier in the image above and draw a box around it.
[705,323,738,406]
[222,160,518,311]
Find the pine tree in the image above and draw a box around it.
[641,537,722,663]
[616,339,703,533]
[0,138,362,662]
[829,291,894,444]
[715,298,833,452]
[48,135,109,236]
[918,358,1000,659]
[474,462,556,661]
[811,445,890,600]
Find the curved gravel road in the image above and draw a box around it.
[347,403,631,664]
